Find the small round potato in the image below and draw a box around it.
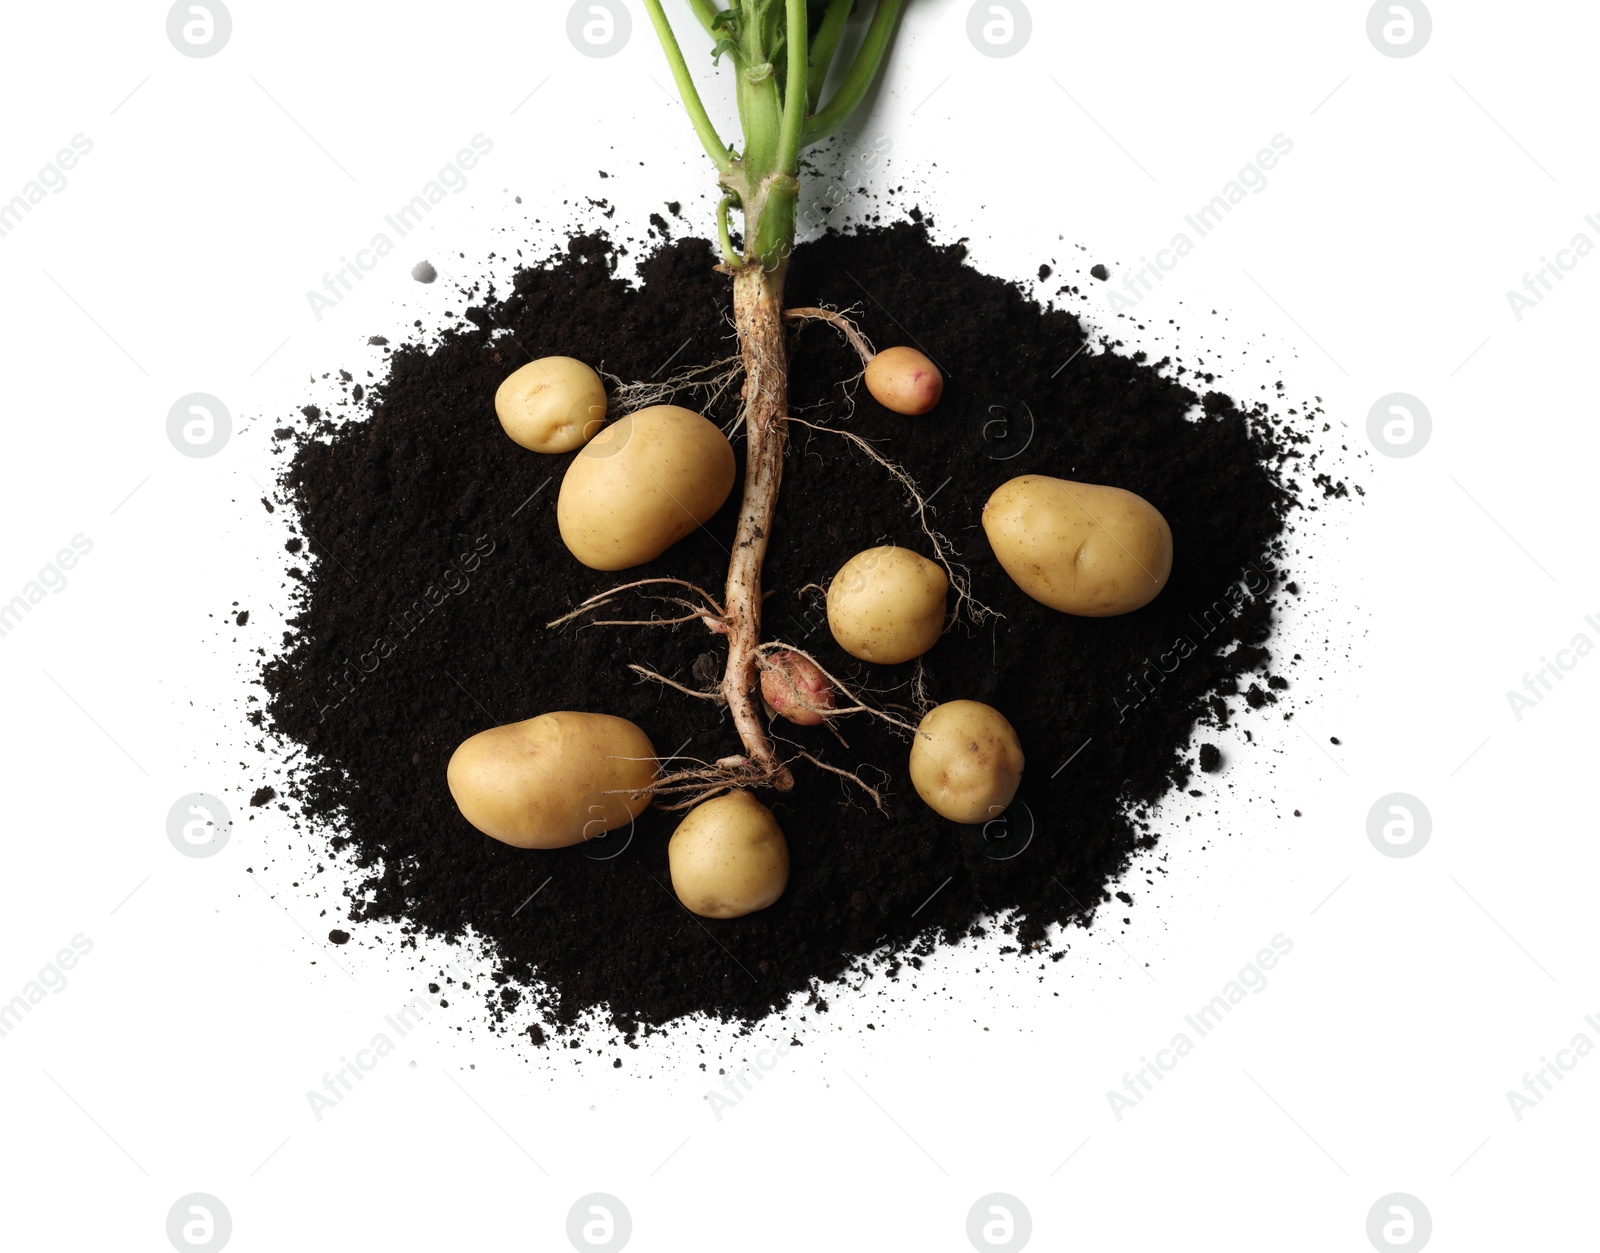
[909,700,1025,824]
[447,712,656,849]
[557,405,736,571]
[668,791,790,919]
[826,546,948,664]
[866,346,944,415]
[982,475,1173,617]
[495,356,608,453]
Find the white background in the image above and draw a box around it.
[1,1,1596,1249]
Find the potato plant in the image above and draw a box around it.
[447,1,1179,919]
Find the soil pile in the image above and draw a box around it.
[262,221,1306,1032]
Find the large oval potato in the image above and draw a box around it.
[909,700,1025,824]
[495,356,608,453]
[557,405,736,571]
[668,791,790,919]
[982,475,1172,617]
[447,712,656,849]
[826,546,948,664]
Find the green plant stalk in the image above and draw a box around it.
[641,0,903,787]
[807,0,855,111]
[803,0,904,147]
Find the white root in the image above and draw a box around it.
[547,578,727,631]
[784,305,877,366]
[786,415,999,629]
[755,641,922,737]
[603,355,744,417]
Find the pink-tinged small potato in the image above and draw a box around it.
[669,791,790,919]
[865,346,944,416]
[447,712,656,849]
[909,700,1025,824]
[760,650,835,727]
[495,356,608,453]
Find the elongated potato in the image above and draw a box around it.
[982,475,1172,617]
[826,546,948,664]
[557,405,736,571]
[909,700,1025,824]
[495,356,608,453]
[668,791,790,919]
[447,712,656,849]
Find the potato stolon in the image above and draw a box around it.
[982,475,1173,617]
[447,712,656,849]
[557,405,736,571]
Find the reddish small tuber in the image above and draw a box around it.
[759,650,835,726]
[865,345,944,415]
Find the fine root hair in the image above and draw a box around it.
[787,415,1000,629]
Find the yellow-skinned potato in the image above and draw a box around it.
[447,712,656,849]
[495,356,608,453]
[668,791,790,919]
[826,546,948,664]
[865,346,944,415]
[982,475,1173,617]
[909,700,1025,824]
[557,405,736,571]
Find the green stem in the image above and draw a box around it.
[642,0,734,174]
[716,194,740,268]
[736,13,783,175]
[803,0,904,147]
[775,0,810,175]
[807,0,855,111]
[686,0,723,36]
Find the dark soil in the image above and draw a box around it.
[261,220,1308,1034]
